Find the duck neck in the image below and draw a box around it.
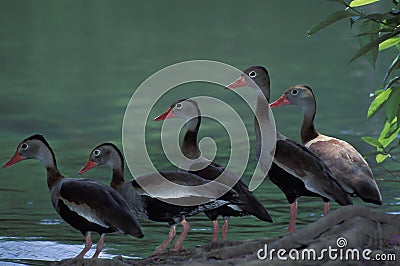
[253,79,271,160]
[109,154,126,190]
[39,145,63,189]
[111,168,125,190]
[181,117,201,159]
[300,102,319,144]
[254,90,275,173]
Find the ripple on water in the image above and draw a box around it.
[0,239,116,262]
[39,219,62,225]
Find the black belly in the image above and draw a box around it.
[268,163,327,203]
[144,196,212,226]
[204,205,244,220]
[58,200,115,235]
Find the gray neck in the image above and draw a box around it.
[300,101,319,144]
[38,144,62,189]
[181,117,201,159]
[108,151,126,189]
[254,91,276,174]
[37,144,57,169]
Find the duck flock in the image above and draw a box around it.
[2,66,382,258]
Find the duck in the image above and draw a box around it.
[78,142,241,254]
[2,134,144,258]
[226,66,352,232]
[270,85,382,205]
[154,99,272,240]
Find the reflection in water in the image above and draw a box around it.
[0,237,122,262]
[39,219,62,225]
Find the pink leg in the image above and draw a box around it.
[92,233,105,258]
[153,225,177,255]
[212,220,220,241]
[76,232,92,258]
[324,202,330,216]
[171,219,190,251]
[287,201,298,233]
[221,217,229,240]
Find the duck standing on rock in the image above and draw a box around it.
[79,142,241,254]
[270,85,382,207]
[154,99,273,240]
[226,66,352,232]
[2,134,144,258]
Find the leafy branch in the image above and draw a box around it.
[309,0,400,165]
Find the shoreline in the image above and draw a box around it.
[53,205,400,265]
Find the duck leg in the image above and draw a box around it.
[92,233,105,258]
[171,219,190,251]
[221,216,229,240]
[212,220,220,241]
[324,202,330,216]
[153,225,177,255]
[287,201,298,233]
[76,232,93,258]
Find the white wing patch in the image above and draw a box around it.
[134,173,232,201]
[227,204,243,211]
[59,195,108,228]
[304,134,334,148]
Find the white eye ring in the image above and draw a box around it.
[291,89,298,95]
[249,71,257,78]
[21,143,29,150]
[93,149,101,157]
[176,103,183,109]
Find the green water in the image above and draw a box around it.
[0,0,399,264]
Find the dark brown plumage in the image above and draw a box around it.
[79,143,241,254]
[154,99,272,240]
[3,134,143,258]
[226,66,352,232]
[270,85,382,205]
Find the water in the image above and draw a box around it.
[1,0,399,264]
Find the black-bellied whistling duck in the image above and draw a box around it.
[2,134,144,258]
[78,143,241,254]
[226,66,352,232]
[154,99,272,240]
[270,85,382,206]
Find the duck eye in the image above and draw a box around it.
[93,149,101,157]
[21,143,29,150]
[249,71,257,78]
[291,89,298,95]
[175,103,182,109]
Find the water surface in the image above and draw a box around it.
[0,0,398,264]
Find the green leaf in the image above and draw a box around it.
[355,28,393,37]
[379,37,400,51]
[397,107,400,127]
[308,10,356,36]
[362,136,384,148]
[350,32,396,64]
[349,0,380,7]
[376,153,389,163]
[384,76,400,90]
[365,13,396,21]
[378,116,400,147]
[385,88,400,121]
[374,89,386,96]
[350,16,361,28]
[384,54,400,82]
[367,88,392,119]
[358,20,380,67]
